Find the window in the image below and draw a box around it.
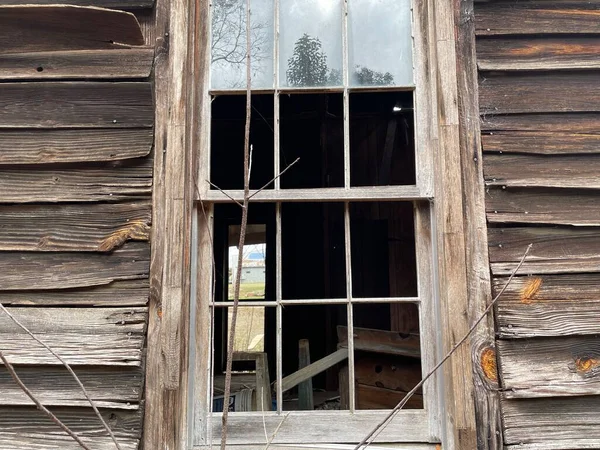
[191,0,442,446]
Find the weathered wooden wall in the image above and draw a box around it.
[0,5,154,449]
[475,0,600,448]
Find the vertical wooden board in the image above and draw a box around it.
[0,201,151,252]
[0,129,153,164]
[0,5,145,54]
[0,82,153,128]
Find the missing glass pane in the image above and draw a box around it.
[280,93,344,188]
[350,92,416,187]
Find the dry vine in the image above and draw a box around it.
[353,243,533,449]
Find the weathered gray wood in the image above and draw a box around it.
[498,336,600,398]
[495,274,600,338]
[0,5,145,54]
[484,154,600,189]
[297,340,313,410]
[0,201,151,252]
[0,129,153,164]
[281,348,348,394]
[486,188,600,226]
[0,280,149,306]
[475,2,600,35]
[0,82,153,128]
[0,306,147,365]
[503,396,600,447]
[337,326,421,359]
[479,72,600,114]
[482,131,600,155]
[0,48,154,80]
[477,37,600,71]
[489,227,600,275]
[0,406,141,449]
[0,366,142,408]
[481,113,600,133]
[0,242,149,290]
[0,0,154,9]
[0,158,152,203]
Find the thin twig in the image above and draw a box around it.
[220,0,252,446]
[248,157,300,200]
[353,243,533,450]
[205,180,244,207]
[263,413,290,450]
[0,303,123,450]
[0,350,91,450]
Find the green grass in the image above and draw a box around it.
[228,282,265,300]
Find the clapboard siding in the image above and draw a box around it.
[0,82,153,128]
[0,201,151,252]
[0,48,154,80]
[0,280,149,307]
[0,366,142,408]
[1,0,153,9]
[0,158,153,203]
[0,129,153,164]
[495,274,600,338]
[475,0,600,447]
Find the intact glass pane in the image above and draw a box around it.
[348,0,413,87]
[211,0,274,89]
[280,0,343,88]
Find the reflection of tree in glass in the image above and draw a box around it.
[211,0,269,87]
[286,34,395,87]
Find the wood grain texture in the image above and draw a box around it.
[0,158,152,203]
[0,201,151,252]
[486,188,600,226]
[484,154,600,188]
[0,406,141,449]
[0,5,144,54]
[0,366,142,408]
[0,129,153,164]
[489,226,600,275]
[481,112,600,133]
[498,336,600,398]
[0,82,153,128]
[475,2,600,36]
[495,274,600,338]
[482,131,600,155]
[502,396,600,446]
[0,279,149,306]
[0,0,153,9]
[0,242,149,290]
[477,37,600,71]
[479,72,600,114]
[0,307,147,365]
[0,48,154,80]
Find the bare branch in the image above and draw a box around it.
[0,350,91,450]
[205,180,244,207]
[248,157,300,200]
[0,303,123,450]
[263,413,289,450]
[353,243,534,449]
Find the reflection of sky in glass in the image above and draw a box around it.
[349,0,413,86]
[280,0,342,87]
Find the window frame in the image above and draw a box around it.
[188,0,455,447]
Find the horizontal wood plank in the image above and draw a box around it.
[0,280,149,306]
[0,201,151,252]
[0,5,144,54]
[0,366,142,408]
[0,82,153,128]
[486,188,600,226]
[481,113,600,133]
[502,396,600,447]
[489,226,600,275]
[475,3,600,36]
[0,158,152,203]
[0,406,140,449]
[498,336,600,398]
[484,154,600,188]
[495,274,600,337]
[477,37,600,71]
[0,306,147,365]
[0,242,149,290]
[479,72,600,114]
[0,0,153,9]
[482,131,600,155]
[0,129,153,164]
[0,48,154,80]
